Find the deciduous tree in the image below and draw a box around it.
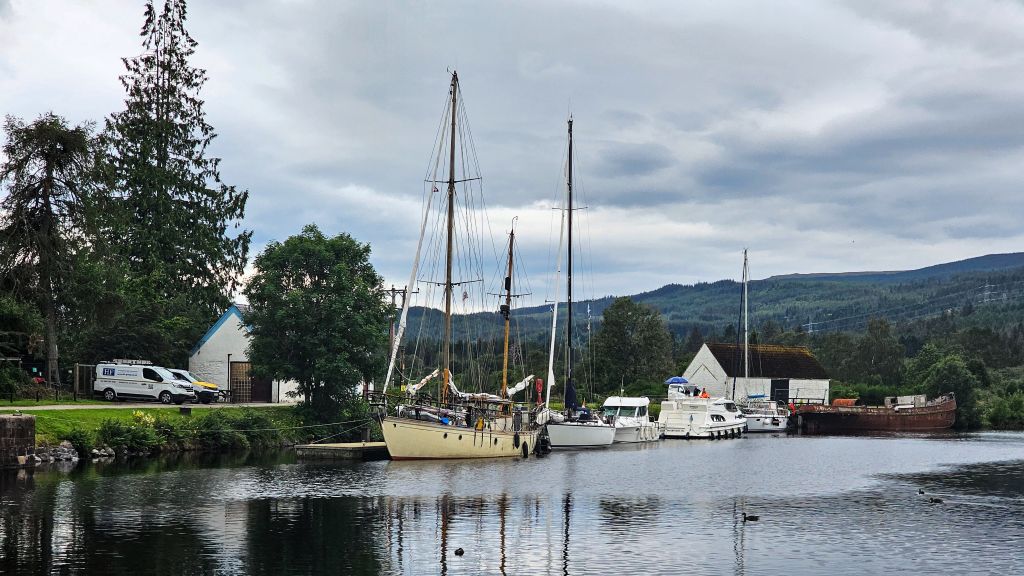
[244,225,389,423]
[592,297,674,394]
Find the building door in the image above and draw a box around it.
[230,362,252,403]
[229,362,272,403]
[770,379,790,403]
[251,376,272,403]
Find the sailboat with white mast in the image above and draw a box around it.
[734,249,790,432]
[378,72,540,459]
[543,117,616,448]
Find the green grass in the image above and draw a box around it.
[2,405,301,446]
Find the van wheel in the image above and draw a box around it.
[103,388,116,402]
[159,391,172,404]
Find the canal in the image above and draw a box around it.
[2,432,1023,575]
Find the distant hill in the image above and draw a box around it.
[404,252,1024,342]
[767,252,1024,284]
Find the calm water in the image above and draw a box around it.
[2,433,1024,575]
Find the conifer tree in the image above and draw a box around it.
[103,0,250,355]
[0,113,96,385]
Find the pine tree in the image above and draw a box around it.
[102,0,250,358]
[1,113,96,386]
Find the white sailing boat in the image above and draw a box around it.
[733,250,791,432]
[379,72,540,460]
[542,117,615,449]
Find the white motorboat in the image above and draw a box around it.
[739,395,790,432]
[658,383,747,439]
[601,396,663,443]
[541,117,615,450]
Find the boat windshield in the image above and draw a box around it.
[602,406,638,417]
[723,402,738,412]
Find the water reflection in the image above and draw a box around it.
[2,434,1024,574]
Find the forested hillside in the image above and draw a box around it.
[398,254,1024,430]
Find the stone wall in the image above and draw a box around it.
[0,414,36,468]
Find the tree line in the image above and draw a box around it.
[1,0,248,390]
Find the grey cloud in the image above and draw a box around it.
[5,0,1024,297]
[595,141,674,178]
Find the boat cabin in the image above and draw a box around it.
[601,396,651,419]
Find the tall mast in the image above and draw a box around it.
[743,249,749,380]
[501,223,515,400]
[441,71,458,403]
[566,117,575,409]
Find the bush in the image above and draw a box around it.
[228,408,280,450]
[153,413,192,448]
[194,411,249,451]
[97,417,159,453]
[986,393,1024,430]
[0,365,30,395]
[64,427,95,458]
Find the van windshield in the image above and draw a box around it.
[169,371,190,382]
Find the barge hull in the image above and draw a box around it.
[795,397,956,434]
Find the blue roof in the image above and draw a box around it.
[189,304,247,356]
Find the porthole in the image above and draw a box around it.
[493,438,498,445]
[444,433,448,439]
[458,435,463,440]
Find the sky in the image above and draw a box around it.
[2,0,1024,305]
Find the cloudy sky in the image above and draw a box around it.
[3,0,1023,303]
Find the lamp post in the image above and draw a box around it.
[226,353,232,403]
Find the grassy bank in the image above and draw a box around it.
[4,405,317,455]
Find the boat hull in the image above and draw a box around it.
[612,423,663,443]
[744,414,788,433]
[382,417,538,460]
[546,422,616,448]
[794,397,957,434]
[658,399,746,439]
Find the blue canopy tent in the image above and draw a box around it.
[664,376,689,384]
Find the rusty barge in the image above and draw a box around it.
[793,393,957,433]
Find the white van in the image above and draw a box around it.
[94,362,196,404]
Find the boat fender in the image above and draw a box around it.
[513,432,520,449]
[475,417,485,431]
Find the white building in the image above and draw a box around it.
[683,343,830,404]
[188,304,299,403]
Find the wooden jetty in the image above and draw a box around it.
[294,441,389,461]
